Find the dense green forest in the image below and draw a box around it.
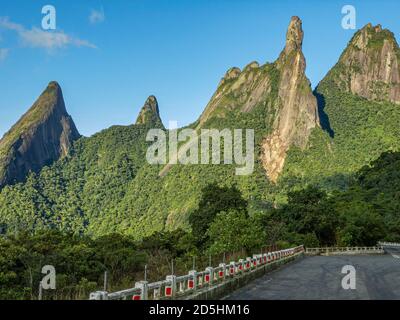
[1,150,399,299]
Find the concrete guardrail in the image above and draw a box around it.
[89,245,305,300]
[378,242,400,248]
[305,246,384,255]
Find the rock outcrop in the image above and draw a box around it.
[326,23,400,104]
[135,95,163,127]
[0,81,80,188]
[197,62,275,127]
[261,16,319,182]
[161,17,319,182]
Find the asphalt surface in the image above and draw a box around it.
[225,247,400,300]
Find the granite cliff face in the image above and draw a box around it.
[261,16,319,182]
[0,82,80,188]
[197,61,274,128]
[326,23,400,104]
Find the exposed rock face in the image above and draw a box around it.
[327,23,400,104]
[261,17,319,182]
[135,95,163,127]
[0,81,80,188]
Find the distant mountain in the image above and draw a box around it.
[325,23,400,104]
[0,82,80,188]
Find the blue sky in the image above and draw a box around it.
[0,0,399,137]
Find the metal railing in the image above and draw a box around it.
[89,245,304,300]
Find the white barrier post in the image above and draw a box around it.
[229,262,236,276]
[165,275,176,298]
[134,281,148,300]
[188,270,197,290]
[89,291,108,300]
[205,267,213,285]
[218,263,226,280]
[245,257,252,270]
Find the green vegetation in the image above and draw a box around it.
[366,28,396,49]
[0,184,268,300]
[274,151,400,246]
[1,150,399,299]
[0,122,159,236]
[0,231,146,300]
[188,184,248,248]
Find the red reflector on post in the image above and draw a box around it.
[165,287,172,297]
[253,260,257,267]
[246,262,250,268]
[205,275,210,282]
[188,280,194,289]
[219,271,224,278]
[230,267,234,275]
[132,295,141,300]
[239,264,243,270]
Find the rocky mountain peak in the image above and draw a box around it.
[224,67,241,80]
[193,17,319,182]
[326,23,400,104]
[0,81,80,188]
[135,95,163,127]
[283,16,304,54]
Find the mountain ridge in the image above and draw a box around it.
[1,18,400,240]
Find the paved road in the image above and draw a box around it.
[225,248,400,300]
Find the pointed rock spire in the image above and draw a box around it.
[135,95,163,127]
[261,16,319,183]
[0,81,80,188]
[283,16,304,54]
[187,16,318,182]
